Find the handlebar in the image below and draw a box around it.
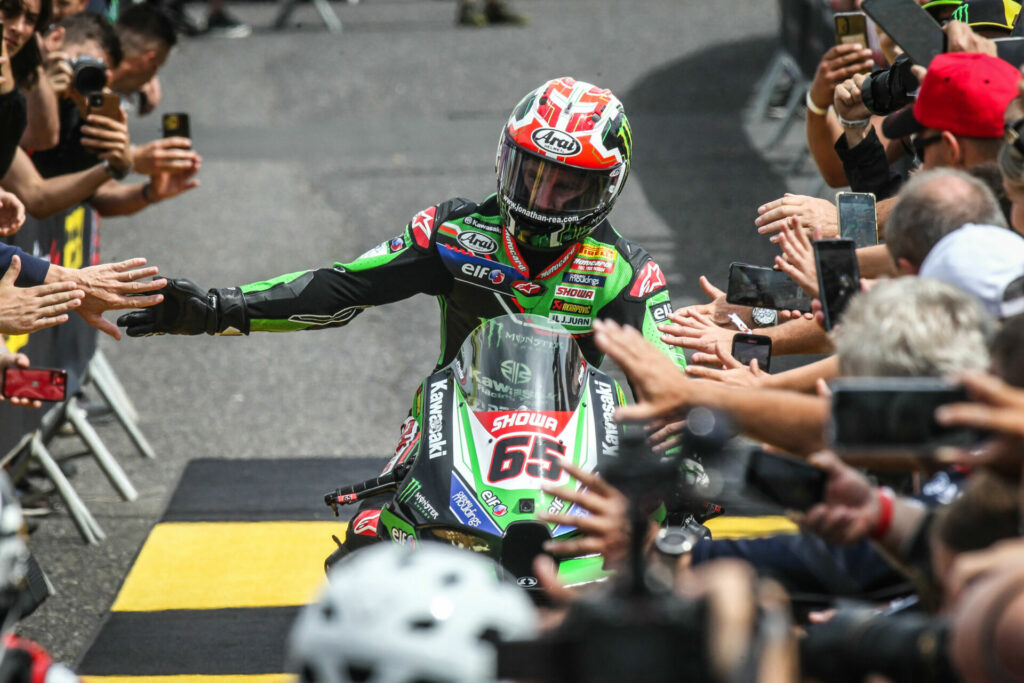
[324,461,412,516]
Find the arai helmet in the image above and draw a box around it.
[497,77,632,250]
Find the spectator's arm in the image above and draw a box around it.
[749,315,832,355]
[0,242,50,286]
[857,243,898,278]
[89,166,200,217]
[684,345,839,394]
[805,43,875,187]
[595,319,830,455]
[19,65,60,151]
[795,451,928,554]
[0,255,82,335]
[45,259,166,339]
[1,147,112,219]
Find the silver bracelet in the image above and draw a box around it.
[838,114,871,128]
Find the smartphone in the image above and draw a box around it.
[86,92,120,120]
[726,262,813,312]
[995,37,1024,63]
[162,112,191,142]
[744,449,827,511]
[2,367,68,402]
[829,377,988,451]
[814,239,860,330]
[731,333,772,372]
[861,0,946,67]
[835,11,869,47]
[836,192,878,249]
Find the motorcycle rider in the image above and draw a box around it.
[117,76,690,561]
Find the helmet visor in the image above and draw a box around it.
[497,141,621,235]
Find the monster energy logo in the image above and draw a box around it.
[614,116,632,160]
[398,478,439,520]
[398,479,421,503]
[486,319,505,347]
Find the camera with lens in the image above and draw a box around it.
[69,56,107,96]
[860,53,920,116]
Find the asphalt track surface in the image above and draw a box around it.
[14,0,823,665]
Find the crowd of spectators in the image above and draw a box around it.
[6,0,1024,681]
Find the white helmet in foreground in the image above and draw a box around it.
[287,542,538,683]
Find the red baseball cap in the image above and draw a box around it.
[882,52,1021,139]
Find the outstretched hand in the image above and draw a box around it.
[0,256,83,335]
[659,309,735,355]
[790,451,878,546]
[774,216,820,298]
[685,340,767,388]
[50,259,166,339]
[593,318,693,423]
[537,459,632,568]
[671,275,750,328]
[755,194,839,242]
[116,278,215,337]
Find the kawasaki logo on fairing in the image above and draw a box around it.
[595,381,619,456]
[492,412,558,432]
[532,128,582,156]
[428,380,447,459]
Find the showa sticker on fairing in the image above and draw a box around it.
[326,314,627,593]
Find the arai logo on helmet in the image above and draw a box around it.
[531,128,582,157]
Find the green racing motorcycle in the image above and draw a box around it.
[325,313,627,592]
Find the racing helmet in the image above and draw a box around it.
[287,543,537,683]
[496,77,632,250]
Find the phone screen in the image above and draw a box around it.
[861,0,945,66]
[731,333,772,372]
[837,192,878,249]
[830,378,987,450]
[814,240,860,330]
[744,449,826,511]
[3,367,68,402]
[726,262,813,312]
[835,12,869,46]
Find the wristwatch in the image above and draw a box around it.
[752,307,778,328]
[103,160,130,180]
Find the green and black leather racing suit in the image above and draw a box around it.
[212,194,687,374]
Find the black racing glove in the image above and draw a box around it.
[116,278,248,337]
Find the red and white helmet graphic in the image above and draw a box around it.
[496,77,632,251]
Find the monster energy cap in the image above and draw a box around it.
[921,0,1021,31]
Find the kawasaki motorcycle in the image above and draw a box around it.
[325,313,627,591]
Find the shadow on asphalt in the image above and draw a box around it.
[626,36,789,293]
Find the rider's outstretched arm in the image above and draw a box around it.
[117,202,463,337]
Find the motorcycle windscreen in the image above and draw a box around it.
[451,314,586,413]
